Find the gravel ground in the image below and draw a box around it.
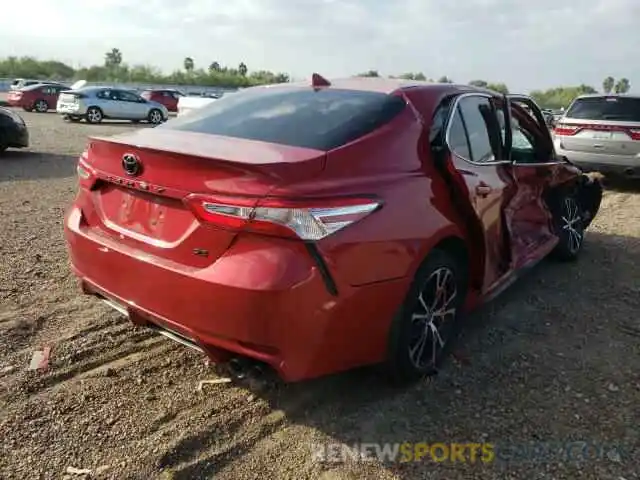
[0,111,639,480]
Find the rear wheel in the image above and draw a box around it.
[86,107,103,124]
[34,99,48,113]
[551,194,585,261]
[148,109,163,124]
[385,249,467,384]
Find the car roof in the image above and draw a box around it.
[263,76,480,97]
[574,93,640,101]
[21,82,64,91]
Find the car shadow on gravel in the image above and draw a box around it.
[164,231,639,479]
[0,151,77,182]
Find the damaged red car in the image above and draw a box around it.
[64,75,603,383]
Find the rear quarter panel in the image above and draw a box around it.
[267,101,468,287]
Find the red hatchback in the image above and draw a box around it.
[7,83,68,112]
[64,76,603,383]
[140,89,183,112]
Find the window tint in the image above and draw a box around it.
[566,96,640,122]
[161,87,407,150]
[117,90,141,102]
[96,89,112,100]
[451,96,497,163]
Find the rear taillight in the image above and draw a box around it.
[628,129,640,140]
[554,123,580,136]
[184,194,381,240]
[77,155,97,189]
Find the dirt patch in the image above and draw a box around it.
[0,111,638,479]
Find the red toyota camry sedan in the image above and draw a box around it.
[64,75,603,383]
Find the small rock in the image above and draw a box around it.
[95,465,109,475]
[1,365,16,374]
[247,394,255,402]
[607,383,620,392]
[607,449,622,463]
[135,377,143,385]
[103,368,115,378]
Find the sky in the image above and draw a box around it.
[0,0,638,93]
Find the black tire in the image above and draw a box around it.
[384,249,467,384]
[34,99,48,113]
[550,193,585,262]
[148,109,163,124]
[0,144,7,155]
[85,107,103,124]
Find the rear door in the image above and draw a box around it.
[498,96,560,267]
[557,95,640,157]
[445,93,514,293]
[95,89,119,117]
[113,90,147,119]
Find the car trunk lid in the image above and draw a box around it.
[78,129,326,268]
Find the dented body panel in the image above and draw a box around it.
[64,80,603,382]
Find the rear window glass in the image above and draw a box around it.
[566,96,640,122]
[162,87,407,150]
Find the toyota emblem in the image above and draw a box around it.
[122,153,141,176]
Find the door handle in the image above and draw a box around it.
[475,184,493,197]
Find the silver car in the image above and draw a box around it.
[56,86,169,124]
[554,94,640,178]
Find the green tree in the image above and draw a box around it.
[602,76,615,94]
[104,48,122,68]
[398,72,427,81]
[356,70,380,77]
[469,80,488,88]
[183,57,194,72]
[487,83,509,95]
[238,62,248,76]
[209,61,221,72]
[530,85,597,110]
[614,78,630,94]
[437,76,453,83]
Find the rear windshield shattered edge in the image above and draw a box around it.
[161,87,407,150]
[566,96,640,122]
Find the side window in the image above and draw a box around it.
[97,89,111,100]
[448,96,500,163]
[448,106,471,160]
[117,90,141,102]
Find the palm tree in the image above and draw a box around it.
[238,62,248,76]
[602,76,615,94]
[614,78,630,94]
[183,57,194,72]
[104,48,122,68]
[209,61,221,72]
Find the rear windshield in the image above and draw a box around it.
[161,87,407,150]
[566,96,640,122]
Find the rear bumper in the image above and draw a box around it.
[57,104,86,116]
[556,144,640,177]
[64,206,406,382]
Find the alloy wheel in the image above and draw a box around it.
[561,197,583,254]
[87,108,102,123]
[149,110,162,124]
[35,101,48,113]
[408,267,458,370]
